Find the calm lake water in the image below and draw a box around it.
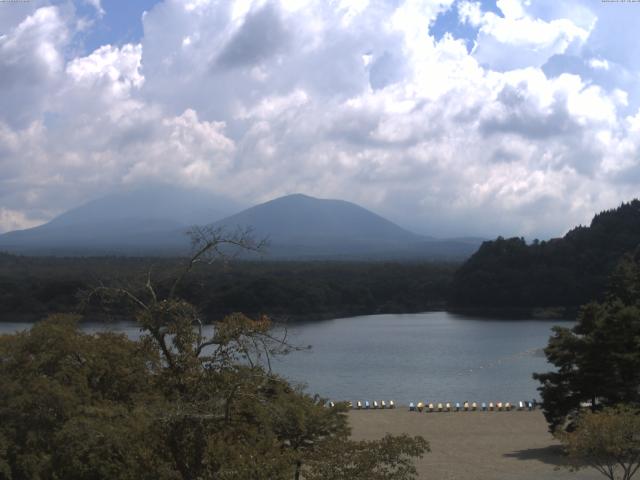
[0,312,564,405]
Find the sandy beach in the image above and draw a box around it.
[348,409,601,480]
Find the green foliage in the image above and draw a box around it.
[560,405,640,480]
[534,252,640,432]
[0,311,428,479]
[451,200,640,310]
[0,314,161,480]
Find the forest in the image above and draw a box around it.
[0,253,456,322]
[450,200,640,313]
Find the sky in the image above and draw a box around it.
[0,0,639,239]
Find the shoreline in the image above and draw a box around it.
[0,306,574,324]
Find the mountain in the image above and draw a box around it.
[212,194,480,259]
[0,191,481,259]
[0,185,242,255]
[450,200,640,311]
[214,193,419,242]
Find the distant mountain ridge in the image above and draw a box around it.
[450,200,640,310]
[0,185,242,255]
[0,190,481,260]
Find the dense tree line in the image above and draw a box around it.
[450,200,640,311]
[0,253,456,322]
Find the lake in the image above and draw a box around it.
[0,312,564,405]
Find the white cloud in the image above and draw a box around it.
[588,57,609,71]
[0,6,68,127]
[66,44,144,93]
[1,0,640,239]
[461,0,593,71]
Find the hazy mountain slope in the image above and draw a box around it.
[214,194,421,243]
[0,185,242,254]
[0,190,481,259]
[213,194,480,259]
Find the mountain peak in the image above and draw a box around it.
[215,194,418,244]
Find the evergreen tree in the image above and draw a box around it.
[534,250,640,432]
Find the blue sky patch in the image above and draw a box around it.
[77,0,161,53]
[430,0,502,51]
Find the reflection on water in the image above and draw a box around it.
[0,312,565,404]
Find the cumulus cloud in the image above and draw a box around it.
[460,0,593,71]
[0,0,639,237]
[0,6,68,128]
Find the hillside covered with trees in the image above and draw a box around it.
[450,200,640,313]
